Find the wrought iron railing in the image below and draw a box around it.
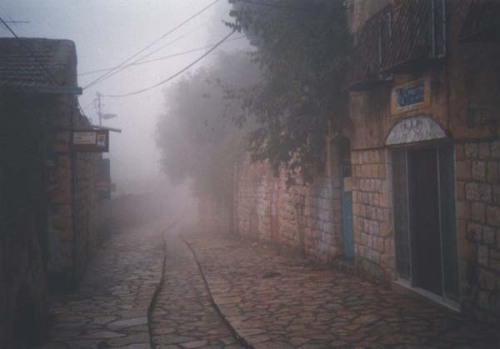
[346,0,447,90]
[345,5,392,91]
[381,0,446,73]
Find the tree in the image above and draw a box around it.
[226,0,350,183]
[156,51,260,202]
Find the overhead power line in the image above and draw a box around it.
[83,0,221,90]
[79,23,206,83]
[79,35,246,76]
[2,20,30,24]
[103,30,236,98]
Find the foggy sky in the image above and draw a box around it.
[0,0,248,193]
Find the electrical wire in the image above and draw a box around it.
[103,30,236,98]
[79,36,246,76]
[83,0,221,90]
[79,23,207,77]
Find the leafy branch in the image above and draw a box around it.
[226,0,350,184]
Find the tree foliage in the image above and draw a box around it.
[226,0,350,183]
[156,51,260,202]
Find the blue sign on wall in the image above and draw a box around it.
[396,80,424,108]
[392,79,430,113]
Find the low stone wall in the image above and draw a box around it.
[232,155,342,262]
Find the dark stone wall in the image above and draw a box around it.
[0,92,107,347]
[0,93,49,348]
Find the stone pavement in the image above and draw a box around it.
[34,214,499,349]
[182,230,500,349]
[36,219,167,349]
[149,232,242,348]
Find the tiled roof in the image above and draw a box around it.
[0,38,79,93]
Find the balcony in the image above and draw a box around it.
[345,0,446,91]
[381,0,446,74]
[345,6,392,91]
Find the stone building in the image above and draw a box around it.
[344,0,500,321]
[0,38,105,347]
[199,0,500,322]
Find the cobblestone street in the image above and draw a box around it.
[183,231,500,349]
[37,217,166,349]
[37,214,499,349]
[150,232,241,348]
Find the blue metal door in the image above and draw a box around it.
[341,177,354,258]
[340,140,354,259]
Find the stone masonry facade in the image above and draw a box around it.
[198,0,500,322]
[457,140,500,318]
[204,154,343,263]
[46,93,104,291]
[350,149,393,281]
[1,38,108,347]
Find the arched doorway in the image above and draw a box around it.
[387,116,459,304]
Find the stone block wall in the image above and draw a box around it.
[456,140,500,321]
[74,152,102,280]
[234,160,273,241]
[0,38,107,347]
[232,155,343,262]
[350,149,393,281]
[45,98,105,290]
[0,93,49,348]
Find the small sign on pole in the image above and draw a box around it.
[72,130,109,152]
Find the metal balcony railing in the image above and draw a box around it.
[381,0,446,74]
[345,0,446,91]
[345,6,392,91]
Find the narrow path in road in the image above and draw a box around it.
[149,231,244,349]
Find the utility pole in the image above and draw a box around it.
[95,92,103,126]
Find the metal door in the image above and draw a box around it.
[392,145,459,301]
[409,148,442,295]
